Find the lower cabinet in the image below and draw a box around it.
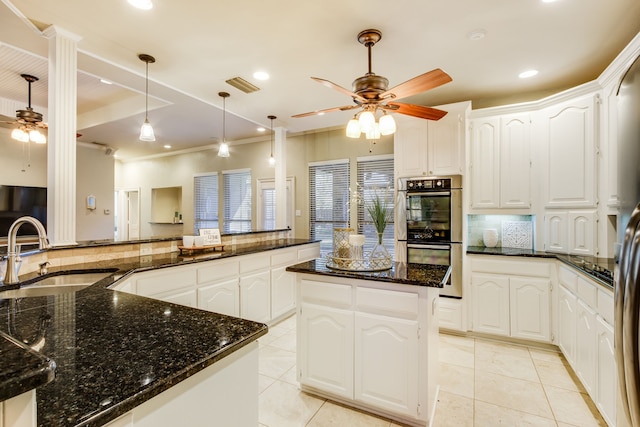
[575,298,597,395]
[558,285,577,365]
[240,270,271,323]
[297,275,437,425]
[596,316,616,427]
[271,266,296,320]
[197,277,240,317]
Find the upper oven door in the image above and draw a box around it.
[406,191,453,242]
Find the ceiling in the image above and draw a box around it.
[1,0,639,160]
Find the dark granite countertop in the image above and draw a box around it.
[0,238,317,426]
[286,258,451,288]
[466,246,614,289]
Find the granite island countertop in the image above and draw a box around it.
[0,238,317,426]
[286,258,452,288]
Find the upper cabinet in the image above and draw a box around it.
[394,101,469,178]
[537,94,598,209]
[469,113,531,210]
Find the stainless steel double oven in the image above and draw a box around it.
[396,175,462,298]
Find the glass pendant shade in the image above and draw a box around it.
[379,114,396,135]
[358,111,375,132]
[268,155,275,166]
[139,118,155,141]
[365,122,381,140]
[11,128,29,142]
[346,118,361,138]
[30,129,46,144]
[218,141,230,157]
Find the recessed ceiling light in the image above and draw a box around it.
[100,79,112,85]
[519,69,539,79]
[318,112,325,116]
[467,29,487,41]
[163,145,171,149]
[128,0,153,9]
[257,127,266,132]
[253,71,270,81]
[541,0,558,3]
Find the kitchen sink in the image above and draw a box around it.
[0,272,114,299]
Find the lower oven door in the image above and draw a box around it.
[407,242,462,298]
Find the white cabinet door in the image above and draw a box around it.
[541,94,597,208]
[509,277,550,342]
[240,270,271,323]
[198,278,240,317]
[271,266,296,319]
[299,304,354,399]
[544,212,568,253]
[470,118,500,209]
[394,117,428,177]
[596,316,616,427]
[500,114,531,208]
[575,298,597,396]
[161,289,197,308]
[427,103,465,176]
[471,273,510,336]
[568,210,597,256]
[558,285,578,366]
[354,312,419,417]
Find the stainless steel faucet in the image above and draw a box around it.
[2,216,50,285]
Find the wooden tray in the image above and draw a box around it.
[178,244,224,254]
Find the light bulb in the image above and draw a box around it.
[218,142,230,157]
[358,111,375,132]
[379,114,396,135]
[346,118,361,138]
[30,130,46,144]
[268,155,275,167]
[365,122,381,140]
[11,128,29,142]
[140,118,155,141]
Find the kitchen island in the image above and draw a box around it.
[286,259,451,427]
[0,238,318,426]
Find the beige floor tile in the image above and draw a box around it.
[270,329,297,353]
[275,314,297,330]
[474,400,557,427]
[307,401,391,427]
[280,365,299,386]
[259,380,325,427]
[534,358,585,393]
[475,344,539,382]
[259,374,277,394]
[439,334,475,369]
[432,390,474,427]
[528,347,565,364]
[475,339,531,359]
[544,385,607,427]
[259,325,291,346]
[438,362,474,399]
[475,370,553,419]
[259,345,296,379]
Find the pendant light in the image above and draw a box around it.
[138,54,156,142]
[267,115,276,167]
[217,92,230,157]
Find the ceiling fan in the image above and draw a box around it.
[292,29,452,138]
[2,74,48,144]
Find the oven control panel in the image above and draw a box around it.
[406,178,451,191]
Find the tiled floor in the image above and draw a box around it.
[258,315,607,427]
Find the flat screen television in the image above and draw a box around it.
[0,185,47,237]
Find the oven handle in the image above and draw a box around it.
[406,191,451,197]
[407,243,450,250]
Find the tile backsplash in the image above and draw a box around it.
[468,215,535,249]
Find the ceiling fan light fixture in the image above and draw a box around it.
[11,128,29,143]
[365,122,381,140]
[379,113,396,135]
[30,129,45,144]
[346,118,361,138]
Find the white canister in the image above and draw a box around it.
[483,229,499,248]
[349,234,365,260]
[183,235,195,247]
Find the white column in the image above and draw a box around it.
[43,26,81,246]
[274,126,287,231]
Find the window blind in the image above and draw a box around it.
[193,173,218,234]
[309,160,350,256]
[356,156,394,258]
[223,169,252,233]
[262,187,276,230]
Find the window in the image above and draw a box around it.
[193,173,218,234]
[309,160,350,256]
[223,169,251,233]
[257,177,295,233]
[356,155,394,258]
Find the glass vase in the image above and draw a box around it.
[369,232,391,268]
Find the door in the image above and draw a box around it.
[558,285,577,365]
[471,273,509,336]
[115,188,140,241]
[509,277,550,342]
[239,270,271,323]
[257,177,295,233]
[575,299,597,396]
[198,278,240,317]
[271,266,296,319]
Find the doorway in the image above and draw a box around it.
[257,177,295,234]
[115,188,140,241]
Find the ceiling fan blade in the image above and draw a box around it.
[381,68,452,100]
[386,102,448,121]
[292,104,359,118]
[311,77,366,102]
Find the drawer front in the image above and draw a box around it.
[355,287,419,320]
[298,244,321,261]
[136,267,197,297]
[197,259,239,283]
[577,276,597,309]
[558,265,578,292]
[597,287,614,325]
[301,279,351,308]
[271,249,298,267]
[239,253,271,274]
[470,256,551,278]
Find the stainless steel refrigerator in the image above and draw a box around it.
[615,52,640,427]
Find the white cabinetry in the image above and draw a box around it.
[469,113,531,210]
[297,275,438,426]
[132,264,198,307]
[394,101,469,177]
[544,210,597,255]
[197,259,240,317]
[469,256,551,343]
[556,264,616,426]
